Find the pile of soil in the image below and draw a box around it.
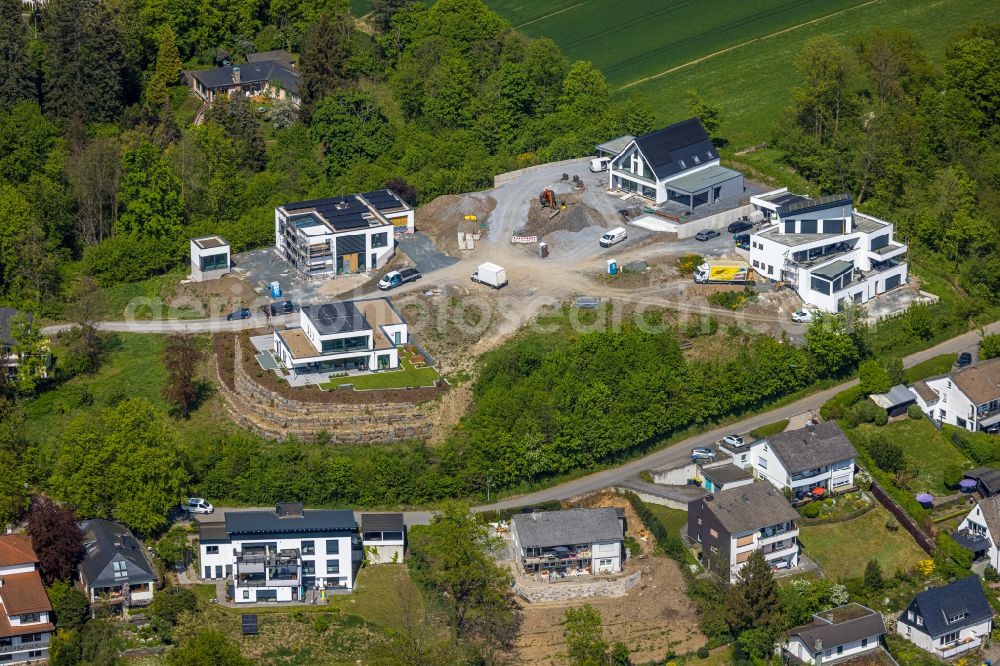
[167,274,259,316]
[416,193,496,255]
[515,192,605,239]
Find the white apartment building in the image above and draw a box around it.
[748,190,908,313]
[687,481,800,581]
[607,118,744,207]
[275,190,413,277]
[747,422,857,499]
[510,508,624,576]
[200,503,358,604]
[897,575,994,660]
[0,535,53,665]
[911,357,1000,433]
[273,298,408,377]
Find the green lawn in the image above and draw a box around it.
[24,333,236,453]
[798,506,927,580]
[319,350,440,391]
[643,503,688,537]
[904,353,956,383]
[749,418,789,439]
[852,419,971,495]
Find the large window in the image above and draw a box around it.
[206,545,219,554]
[19,613,41,624]
[112,560,128,580]
[326,539,340,554]
[823,219,845,234]
[870,234,889,251]
[371,232,388,248]
[326,560,340,575]
[810,276,831,295]
[301,540,315,555]
[941,631,960,644]
[799,219,818,234]
[200,252,228,272]
[784,221,795,234]
[321,335,368,354]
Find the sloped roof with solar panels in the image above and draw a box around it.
[280,189,409,233]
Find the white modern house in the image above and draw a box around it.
[911,357,1000,433]
[189,235,231,282]
[897,575,994,659]
[275,190,413,277]
[607,118,744,207]
[747,422,857,499]
[687,481,800,581]
[0,534,53,665]
[510,508,624,576]
[784,603,887,665]
[77,519,157,607]
[748,191,908,313]
[952,495,1000,570]
[360,514,405,565]
[273,298,408,377]
[199,503,357,604]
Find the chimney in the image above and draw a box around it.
[815,638,823,666]
[232,66,241,84]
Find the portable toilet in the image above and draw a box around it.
[607,259,617,275]
[538,242,549,258]
[270,281,281,298]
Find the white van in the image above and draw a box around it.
[600,227,627,248]
[590,157,611,172]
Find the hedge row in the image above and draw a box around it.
[621,491,689,564]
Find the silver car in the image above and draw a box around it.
[183,497,214,514]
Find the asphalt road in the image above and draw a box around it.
[187,322,997,524]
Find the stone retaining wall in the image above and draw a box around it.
[215,338,435,444]
[513,571,641,603]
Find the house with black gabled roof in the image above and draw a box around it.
[607,117,744,207]
[896,574,994,659]
[77,519,157,608]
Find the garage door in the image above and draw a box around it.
[884,274,902,291]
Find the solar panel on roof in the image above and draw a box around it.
[242,614,258,636]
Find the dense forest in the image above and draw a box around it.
[0,0,653,309]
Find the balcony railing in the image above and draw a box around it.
[236,550,300,566]
[934,637,980,659]
[762,541,797,558]
[0,639,48,654]
[523,549,591,564]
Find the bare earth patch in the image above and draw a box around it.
[417,193,497,255]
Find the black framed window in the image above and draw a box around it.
[371,232,388,248]
[302,540,315,555]
[326,539,340,554]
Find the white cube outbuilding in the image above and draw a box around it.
[190,236,231,281]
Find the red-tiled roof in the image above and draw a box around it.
[0,571,52,615]
[0,534,37,568]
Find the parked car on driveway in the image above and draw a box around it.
[727,220,753,233]
[723,434,744,448]
[182,497,213,514]
[691,447,717,460]
[957,351,973,367]
[378,268,421,291]
[791,309,816,324]
[226,308,251,321]
[695,229,720,241]
[264,300,295,316]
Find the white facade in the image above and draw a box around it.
[750,440,855,495]
[748,191,908,313]
[786,635,881,664]
[956,502,1000,569]
[275,191,412,277]
[914,360,1000,433]
[189,236,231,282]
[509,510,623,576]
[272,299,408,376]
[896,615,992,659]
[199,507,357,604]
[608,145,743,206]
[0,538,53,665]
[360,515,405,565]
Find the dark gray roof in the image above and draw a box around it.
[189,60,300,95]
[78,519,156,589]
[199,522,229,542]
[702,464,753,485]
[615,477,709,502]
[812,259,854,281]
[632,118,717,181]
[951,529,991,552]
[702,481,799,534]
[511,508,622,548]
[362,189,410,213]
[361,513,404,532]
[281,189,408,232]
[876,384,917,408]
[778,193,853,218]
[761,191,809,208]
[302,301,370,336]
[789,603,886,653]
[247,50,294,67]
[224,509,355,536]
[901,575,993,637]
[758,421,857,474]
[966,467,1000,494]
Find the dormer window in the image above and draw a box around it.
[692,155,700,164]
[679,159,686,168]
[947,612,968,623]
[916,615,923,626]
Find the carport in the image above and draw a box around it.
[664,164,743,210]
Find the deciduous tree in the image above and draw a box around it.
[981,333,1000,360]
[116,141,186,238]
[26,497,85,584]
[163,333,203,418]
[165,628,251,666]
[858,359,891,395]
[311,91,393,176]
[47,580,90,631]
[686,89,722,138]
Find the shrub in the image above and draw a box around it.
[820,386,864,420]
[885,517,899,531]
[677,254,704,274]
[697,646,710,659]
[943,463,964,488]
[847,400,888,427]
[907,404,924,420]
[986,565,999,582]
[82,234,182,286]
[801,502,822,519]
[862,432,905,473]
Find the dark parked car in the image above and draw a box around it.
[727,220,753,233]
[957,351,973,367]
[734,233,750,247]
[264,300,295,316]
[226,308,251,321]
[695,229,721,241]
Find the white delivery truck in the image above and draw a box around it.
[600,227,627,248]
[589,157,611,172]
[471,262,508,289]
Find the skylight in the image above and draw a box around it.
[112,560,128,579]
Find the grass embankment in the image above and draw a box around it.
[749,419,789,439]
[852,419,971,495]
[798,507,927,580]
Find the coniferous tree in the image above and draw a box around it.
[299,11,354,117]
[726,550,781,634]
[42,0,125,123]
[864,559,884,591]
[147,26,183,107]
[0,0,35,110]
